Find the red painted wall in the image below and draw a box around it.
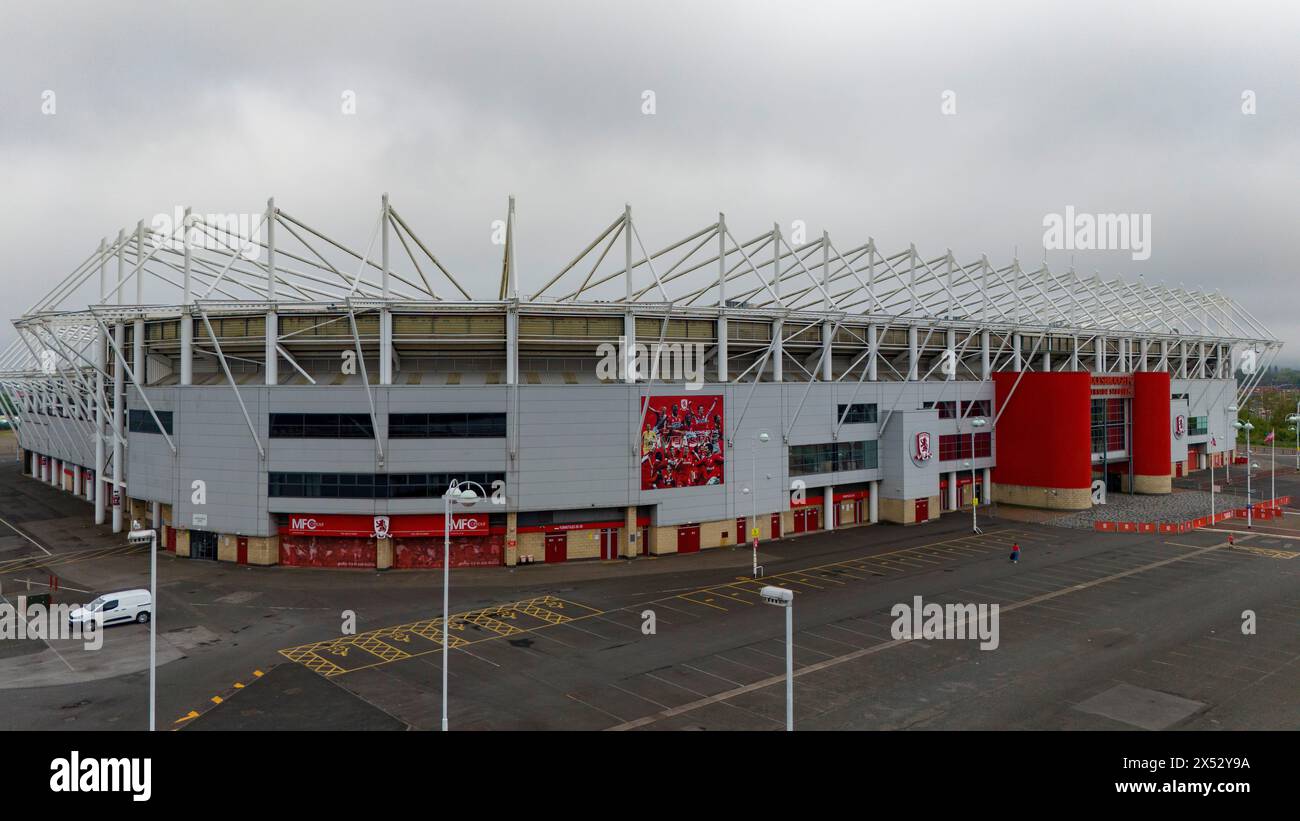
[992,371,1092,489]
[1132,371,1171,476]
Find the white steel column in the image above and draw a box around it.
[72,464,80,496]
[1012,333,1022,371]
[945,328,955,381]
[868,324,879,381]
[1097,336,1107,372]
[133,318,145,385]
[1139,338,1149,371]
[133,220,146,386]
[111,322,124,533]
[1160,339,1169,371]
[908,326,919,380]
[506,197,519,386]
[265,198,279,387]
[379,193,393,386]
[623,205,637,384]
[94,275,106,524]
[152,500,161,530]
[981,330,991,379]
[50,457,60,488]
[947,472,958,510]
[771,224,783,383]
[822,232,833,381]
[180,207,194,386]
[869,481,879,523]
[983,467,992,502]
[824,485,834,531]
[1070,336,1079,371]
[1198,342,1207,378]
[717,213,728,382]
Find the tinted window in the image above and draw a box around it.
[270,413,374,438]
[128,410,173,435]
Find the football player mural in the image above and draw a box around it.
[640,396,724,490]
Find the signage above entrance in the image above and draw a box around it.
[1090,374,1133,399]
[283,513,491,537]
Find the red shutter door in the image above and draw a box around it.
[544,533,568,563]
[736,517,746,545]
[771,513,782,539]
[677,525,701,553]
[236,537,248,565]
[394,535,505,568]
[279,535,376,568]
[915,498,929,522]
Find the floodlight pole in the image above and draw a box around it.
[784,602,793,731]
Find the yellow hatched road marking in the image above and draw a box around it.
[279,595,599,677]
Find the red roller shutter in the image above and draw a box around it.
[279,535,376,568]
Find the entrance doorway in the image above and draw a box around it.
[544,532,567,563]
[676,525,701,553]
[600,528,618,560]
[914,498,929,522]
[191,530,218,561]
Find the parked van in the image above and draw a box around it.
[69,590,152,626]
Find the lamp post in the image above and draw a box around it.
[127,521,157,731]
[1226,405,1238,484]
[760,585,794,731]
[441,478,485,732]
[1292,407,1300,472]
[744,431,770,578]
[969,417,987,533]
[1233,420,1253,528]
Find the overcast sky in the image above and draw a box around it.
[2,1,1298,361]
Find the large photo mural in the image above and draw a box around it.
[639,395,724,490]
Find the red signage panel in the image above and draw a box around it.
[283,513,490,538]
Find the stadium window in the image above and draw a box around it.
[388,412,507,438]
[789,440,876,476]
[836,403,878,424]
[269,471,504,499]
[938,432,992,461]
[269,413,374,438]
[1188,416,1208,436]
[128,409,173,435]
[962,400,991,418]
[922,401,956,419]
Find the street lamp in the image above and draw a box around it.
[127,520,157,732]
[968,417,987,534]
[441,478,485,732]
[760,585,794,731]
[1233,420,1254,528]
[1226,405,1238,484]
[744,431,771,578]
[1288,413,1300,473]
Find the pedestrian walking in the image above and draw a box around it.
[1009,541,1020,564]
[1227,533,1234,550]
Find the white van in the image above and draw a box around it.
[69,590,152,627]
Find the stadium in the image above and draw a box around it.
[0,196,1282,569]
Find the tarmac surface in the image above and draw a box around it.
[0,431,1296,731]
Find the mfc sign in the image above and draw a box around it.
[1173,414,1186,439]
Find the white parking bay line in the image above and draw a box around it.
[0,516,52,556]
